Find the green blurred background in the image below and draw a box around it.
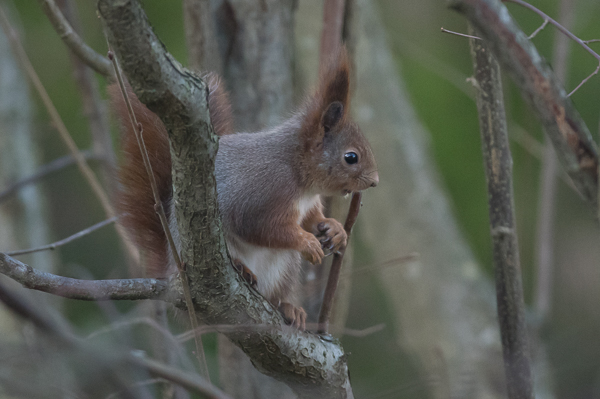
[4,0,600,397]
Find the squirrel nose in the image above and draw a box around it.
[370,171,379,187]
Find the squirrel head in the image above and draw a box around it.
[299,47,378,196]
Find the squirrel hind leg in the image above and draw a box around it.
[278,302,307,331]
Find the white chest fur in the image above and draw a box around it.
[296,194,321,224]
[226,194,321,301]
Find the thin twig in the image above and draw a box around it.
[528,19,548,39]
[317,191,362,334]
[0,150,96,203]
[7,217,117,256]
[56,0,117,191]
[37,0,113,77]
[503,0,600,95]
[441,27,481,40]
[567,64,600,97]
[533,0,575,326]
[342,253,420,278]
[129,354,231,399]
[469,25,533,399]
[583,39,600,44]
[0,6,139,264]
[0,252,168,301]
[105,379,164,399]
[108,50,209,380]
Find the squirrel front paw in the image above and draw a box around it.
[317,218,347,253]
[279,302,307,330]
[299,232,325,264]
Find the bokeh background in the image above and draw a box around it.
[1,0,599,398]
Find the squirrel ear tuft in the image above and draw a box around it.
[321,101,344,132]
[320,47,350,109]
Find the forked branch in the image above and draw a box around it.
[448,0,598,208]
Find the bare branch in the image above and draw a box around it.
[6,217,117,256]
[534,0,575,326]
[0,150,96,203]
[129,355,232,399]
[0,5,140,263]
[56,0,117,191]
[449,0,598,208]
[0,253,168,301]
[567,64,600,97]
[441,27,482,40]
[37,0,114,77]
[503,0,600,96]
[318,191,361,334]
[528,19,548,39]
[469,25,533,399]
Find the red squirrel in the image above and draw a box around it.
[110,48,378,330]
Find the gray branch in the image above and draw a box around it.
[0,252,168,300]
[449,0,598,208]
[97,0,352,397]
[38,0,114,77]
[469,26,534,399]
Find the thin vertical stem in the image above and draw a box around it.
[317,191,361,334]
[469,25,534,399]
[533,0,575,324]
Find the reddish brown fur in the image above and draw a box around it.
[299,47,350,150]
[109,76,233,277]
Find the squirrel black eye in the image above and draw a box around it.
[344,152,358,165]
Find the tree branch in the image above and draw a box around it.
[469,25,534,399]
[97,0,353,397]
[38,0,114,77]
[0,252,167,301]
[449,0,599,209]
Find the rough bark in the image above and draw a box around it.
[469,26,534,399]
[98,0,352,397]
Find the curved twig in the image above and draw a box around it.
[38,0,113,77]
[6,217,117,256]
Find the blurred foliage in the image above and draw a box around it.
[3,0,600,397]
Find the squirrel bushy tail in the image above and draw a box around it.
[109,74,233,277]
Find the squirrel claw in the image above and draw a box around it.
[315,218,347,253]
[279,302,307,330]
[300,233,324,264]
[232,259,257,287]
